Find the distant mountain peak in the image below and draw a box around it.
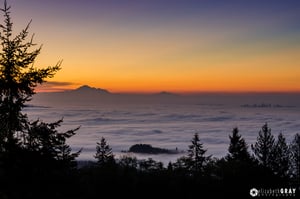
[74,85,110,94]
[76,85,95,91]
[155,91,177,96]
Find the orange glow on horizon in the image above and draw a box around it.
[9,0,300,96]
[33,40,300,94]
[35,79,300,94]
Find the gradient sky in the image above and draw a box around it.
[6,0,300,93]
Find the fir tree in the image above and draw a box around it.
[272,133,289,178]
[25,119,81,170]
[0,0,60,152]
[173,156,190,171]
[227,127,250,161]
[0,0,79,174]
[94,137,114,166]
[289,133,300,185]
[187,133,209,173]
[119,154,138,169]
[251,123,275,169]
[0,2,79,198]
[139,158,163,172]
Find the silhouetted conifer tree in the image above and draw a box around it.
[251,123,275,169]
[0,0,60,152]
[187,133,209,173]
[289,133,300,186]
[272,133,289,178]
[173,156,190,171]
[119,154,138,169]
[139,158,163,172]
[0,2,80,198]
[167,161,173,171]
[227,127,250,161]
[25,119,81,170]
[94,137,115,166]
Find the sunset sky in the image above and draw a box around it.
[7,0,300,93]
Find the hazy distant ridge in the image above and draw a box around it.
[70,85,111,95]
[33,85,300,107]
[33,85,182,105]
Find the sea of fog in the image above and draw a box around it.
[24,92,300,165]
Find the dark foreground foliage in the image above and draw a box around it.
[1,127,299,199]
[75,130,299,199]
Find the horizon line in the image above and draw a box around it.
[36,87,300,95]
